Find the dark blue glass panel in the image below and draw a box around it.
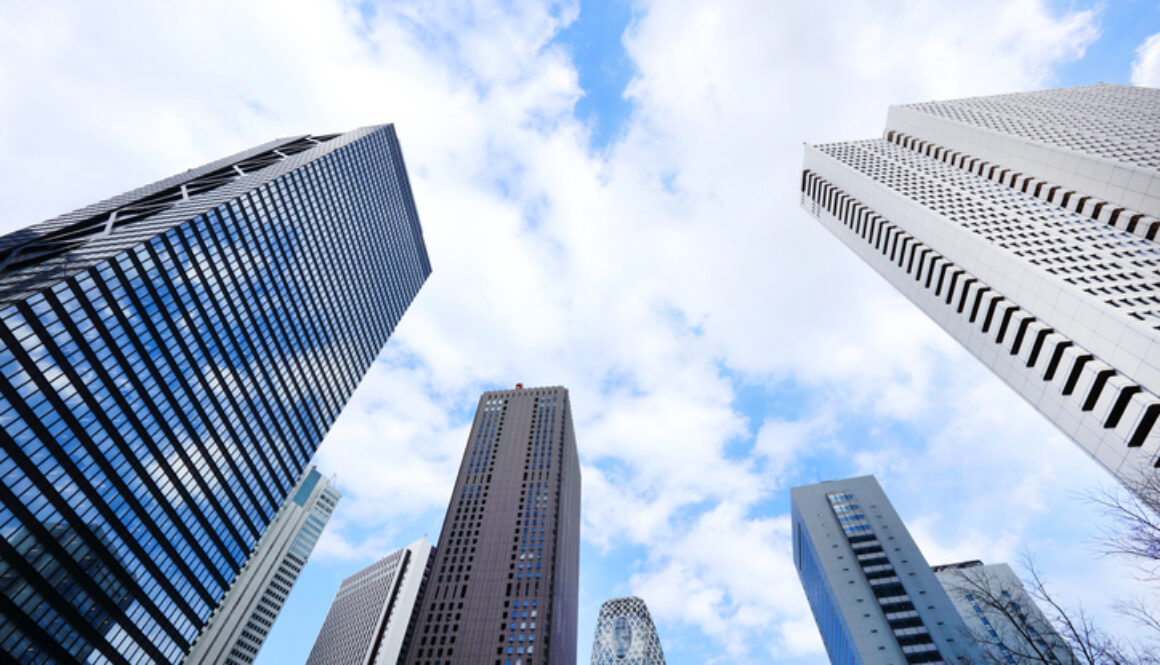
[0,126,429,663]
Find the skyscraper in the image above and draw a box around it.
[589,596,666,665]
[305,537,434,665]
[186,467,341,664]
[792,475,984,664]
[0,124,430,663]
[402,385,581,665]
[0,521,133,664]
[932,561,1075,665]
[800,84,1160,485]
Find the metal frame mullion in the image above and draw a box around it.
[0,481,174,662]
[0,369,214,621]
[193,211,305,493]
[218,203,317,457]
[86,266,248,562]
[115,251,266,536]
[155,227,308,482]
[251,181,345,416]
[71,277,234,588]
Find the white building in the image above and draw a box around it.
[932,561,1075,665]
[801,84,1160,485]
[306,537,434,665]
[184,467,340,664]
[792,476,984,665]
[589,596,666,665]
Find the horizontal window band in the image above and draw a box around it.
[883,131,1160,245]
[802,167,1160,467]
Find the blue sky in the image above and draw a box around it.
[2,1,1160,664]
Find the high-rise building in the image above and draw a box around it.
[932,561,1075,665]
[402,385,581,665]
[306,537,434,665]
[0,522,133,664]
[589,596,666,665]
[185,467,341,664]
[0,125,430,663]
[800,84,1160,485]
[791,475,984,664]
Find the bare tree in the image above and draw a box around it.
[1087,470,1160,582]
[1081,469,1160,659]
[938,558,1158,665]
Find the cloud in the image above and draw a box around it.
[1131,31,1160,86]
[0,1,1128,663]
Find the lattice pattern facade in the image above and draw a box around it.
[307,538,433,665]
[888,84,1160,218]
[589,597,666,665]
[0,125,430,663]
[801,84,1160,485]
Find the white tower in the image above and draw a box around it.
[801,84,1160,486]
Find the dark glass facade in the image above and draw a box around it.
[402,386,581,665]
[0,125,430,663]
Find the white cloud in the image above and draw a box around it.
[1131,31,1160,86]
[0,1,1129,663]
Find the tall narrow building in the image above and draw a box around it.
[305,537,434,665]
[800,84,1160,485]
[185,467,341,664]
[402,385,581,665]
[589,596,666,665]
[932,561,1075,665]
[792,476,984,664]
[0,125,430,663]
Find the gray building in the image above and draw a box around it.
[402,385,581,665]
[0,124,430,662]
[589,596,666,665]
[932,561,1075,664]
[185,467,340,664]
[791,476,984,664]
[306,537,434,665]
[800,84,1160,486]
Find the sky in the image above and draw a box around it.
[1,1,1160,664]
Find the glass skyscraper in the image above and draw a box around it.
[402,385,581,665]
[0,125,430,663]
[589,596,666,665]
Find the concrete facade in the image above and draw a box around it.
[801,84,1160,485]
[792,476,983,665]
[932,561,1075,665]
[306,537,434,665]
[184,468,340,664]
